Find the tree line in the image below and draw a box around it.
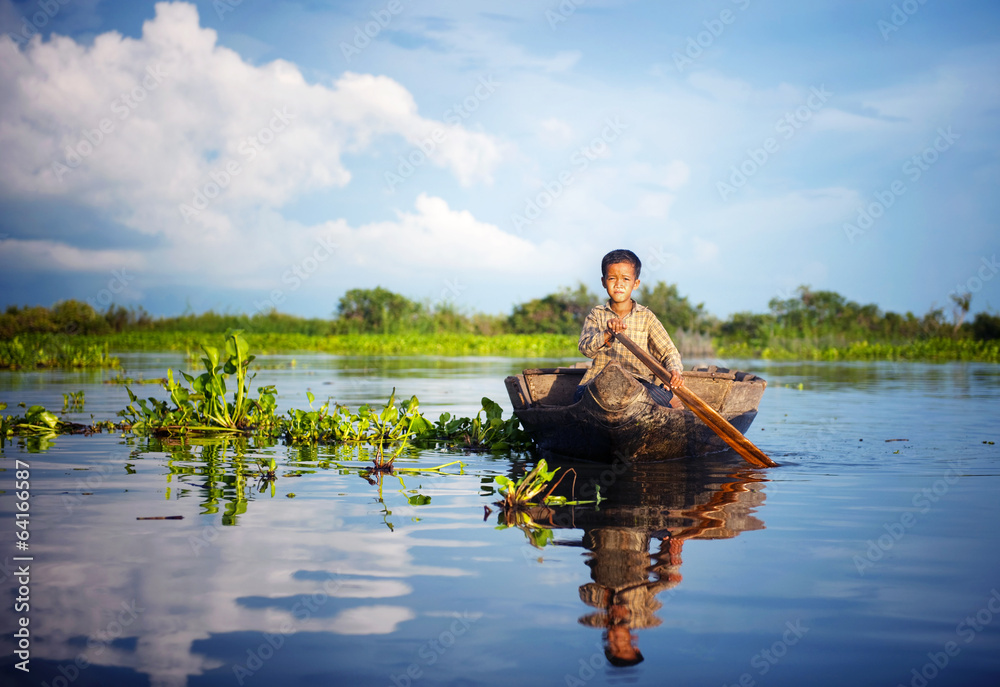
[1,283,998,343]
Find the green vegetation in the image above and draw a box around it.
[0,334,119,369]
[716,338,1000,362]
[714,286,1000,362]
[1,331,531,463]
[111,330,532,462]
[102,331,579,357]
[426,398,530,452]
[119,330,279,435]
[494,459,565,508]
[2,283,998,365]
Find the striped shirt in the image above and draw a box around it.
[578,300,683,386]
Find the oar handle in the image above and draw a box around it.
[613,332,777,468]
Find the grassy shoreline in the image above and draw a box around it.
[1,331,999,369]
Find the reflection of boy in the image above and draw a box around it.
[578,528,686,667]
[575,249,684,407]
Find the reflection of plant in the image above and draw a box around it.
[62,390,85,411]
[359,468,438,531]
[496,508,556,549]
[493,460,600,548]
[255,457,278,495]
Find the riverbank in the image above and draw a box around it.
[3,330,998,369]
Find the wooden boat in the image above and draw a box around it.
[504,362,766,462]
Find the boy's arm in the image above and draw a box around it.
[647,317,683,376]
[579,309,610,358]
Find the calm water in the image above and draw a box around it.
[2,354,999,687]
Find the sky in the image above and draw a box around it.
[0,0,997,321]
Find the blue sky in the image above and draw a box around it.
[0,0,997,322]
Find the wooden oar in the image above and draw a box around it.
[613,332,777,468]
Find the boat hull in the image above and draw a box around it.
[504,362,766,463]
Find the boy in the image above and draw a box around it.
[574,249,684,406]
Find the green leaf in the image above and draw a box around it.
[202,345,219,372]
[482,397,503,422]
[528,528,554,548]
[407,494,431,506]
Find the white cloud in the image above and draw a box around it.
[323,193,551,273]
[0,237,146,273]
[691,236,718,263]
[0,1,507,277]
[539,117,574,144]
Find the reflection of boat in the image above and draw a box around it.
[504,362,767,462]
[500,460,767,667]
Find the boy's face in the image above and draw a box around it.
[601,261,640,306]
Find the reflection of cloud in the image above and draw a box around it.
[22,458,488,687]
[329,605,417,635]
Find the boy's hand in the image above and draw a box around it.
[606,317,626,334]
[604,317,626,345]
[669,370,684,389]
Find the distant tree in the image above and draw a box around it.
[335,287,422,333]
[950,292,972,332]
[717,312,775,345]
[768,286,858,333]
[52,300,118,335]
[972,312,1000,340]
[507,283,599,335]
[636,281,709,333]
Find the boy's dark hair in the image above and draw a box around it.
[601,249,641,279]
